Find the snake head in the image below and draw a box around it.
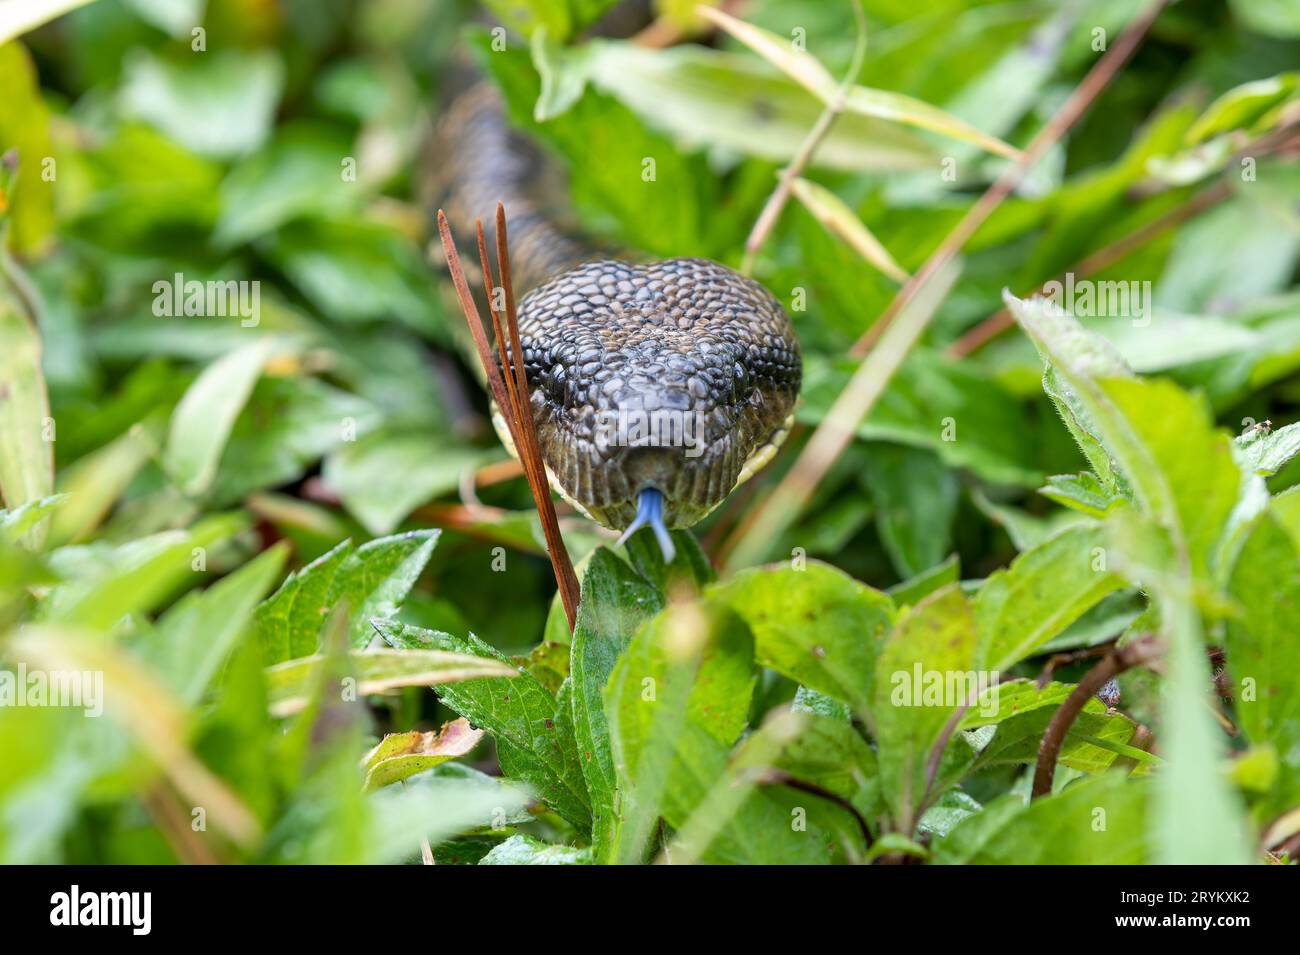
[507,257,800,540]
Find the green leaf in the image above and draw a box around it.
[666,707,870,864]
[732,707,881,826]
[703,6,1019,158]
[1229,0,1300,38]
[0,494,63,544]
[972,489,1090,551]
[361,719,485,792]
[48,420,157,546]
[1007,293,1240,581]
[265,648,515,717]
[119,49,285,159]
[887,554,960,610]
[1236,421,1300,477]
[213,126,359,248]
[1187,73,1300,144]
[579,41,938,173]
[0,273,53,528]
[973,524,1124,672]
[322,431,491,535]
[482,0,571,40]
[210,376,381,506]
[872,584,977,832]
[143,542,288,704]
[790,178,909,283]
[366,769,531,863]
[1225,512,1300,768]
[569,548,663,859]
[1151,591,1255,864]
[800,350,1044,488]
[0,1,97,46]
[863,444,958,579]
[254,539,353,665]
[936,774,1151,864]
[605,601,757,862]
[0,42,54,253]
[121,0,201,37]
[254,530,438,663]
[708,560,893,713]
[374,620,592,832]
[41,514,246,629]
[164,339,275,498]
[327,530,438,649]
[621,527,714,592]
[263,217,440,335]
[1038,472,1119,518]
[479,834,592,865]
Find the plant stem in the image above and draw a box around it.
[1032,633,1162,799]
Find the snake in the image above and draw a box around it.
[432,72,801,562]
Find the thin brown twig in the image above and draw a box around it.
[720,0,1170,569]
[1035,639,1119,689]
[917,672,1013,827]
[474,457,525,487]
[1032,633,1163,799]
[436,206,581,632]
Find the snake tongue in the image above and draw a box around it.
[615,488,676,564]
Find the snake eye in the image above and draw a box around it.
[733,361,750,398]
[546,363,568,405]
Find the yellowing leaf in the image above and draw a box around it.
[361,718,485,791]
[791,177,909,283]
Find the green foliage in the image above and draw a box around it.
[1,0,1297,866]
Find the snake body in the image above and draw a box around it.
[434,81,801,547]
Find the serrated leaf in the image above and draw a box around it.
[1038,472,1118,518]
[1007,293,1241,581]
[316,530,439,651]
[254,538,354,664]
[374,620,592,832]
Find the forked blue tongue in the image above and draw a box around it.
[616,487,676,564]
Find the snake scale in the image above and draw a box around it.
[432,67,801,561]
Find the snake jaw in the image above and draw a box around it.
[615,487,676,563]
